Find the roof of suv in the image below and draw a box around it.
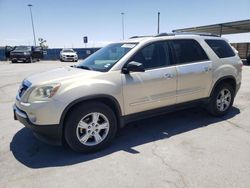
[124,32,225,44]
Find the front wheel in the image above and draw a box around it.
[27,57,33,63]
[207,83,235,116]
[64,102,117,152]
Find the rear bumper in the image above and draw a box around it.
[236,82,241,95]
[13,105,62,145]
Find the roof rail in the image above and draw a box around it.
[155,32,219,37]
[129,36,153,39]
[172,31,220,37]
[155,33,174,37]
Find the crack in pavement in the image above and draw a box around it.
[0,82,20,90]
[151,140,187,188]
[224,119,250,134]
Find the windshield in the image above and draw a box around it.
[77,43,137,72]
[62,49,74,52]
[15,46,31,51]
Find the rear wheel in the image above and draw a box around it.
[64,102,117,152]
[207,83,235,116]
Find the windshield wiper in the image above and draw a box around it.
[71,65,92,70]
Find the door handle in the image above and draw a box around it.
[203,67,212,72]
[164,73,174,79]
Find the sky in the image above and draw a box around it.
[0,0,250,48]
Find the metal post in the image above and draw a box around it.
[219,24,223,37]
[28,4,37,46]
[157,12,160,34]
[121,12,125,40]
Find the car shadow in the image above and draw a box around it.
[10,107,240,169]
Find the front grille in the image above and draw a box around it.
[19,80,32,98]
[66,55,74,58]
[12,52,24,55]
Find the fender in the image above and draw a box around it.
[59,94,123,128]
[209,75,236,97]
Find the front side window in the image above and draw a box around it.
[130,41,171,69]
[77,43,137,72]
[205,39,235,58]
[171,39,209,64]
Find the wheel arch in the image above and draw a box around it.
[210,76,236,97]
[59,95,123,140]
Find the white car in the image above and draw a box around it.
[60,48,78,62]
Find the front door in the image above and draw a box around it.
[122,41,177,115]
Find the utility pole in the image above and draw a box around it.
[28,4,37,46]
[157,12,160,34]
[121,12,125,40]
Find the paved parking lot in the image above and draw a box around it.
[0,60,250,188]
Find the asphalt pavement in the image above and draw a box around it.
[0,61,250,188]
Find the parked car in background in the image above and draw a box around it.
[247,54,250,65]
[60,48,78,62]
[9,46,43,63]
[5,46,16,60]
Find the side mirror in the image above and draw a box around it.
[122,61,145,74]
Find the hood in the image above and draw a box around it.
[25,66,102,86]
[61,52,77,56]
[12,50,30,53]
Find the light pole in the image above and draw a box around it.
[121,12,125,40]
[28,4,37,46]
[157,12,160,34]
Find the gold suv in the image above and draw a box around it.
[14,33,242,152]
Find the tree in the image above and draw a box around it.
[38,38,48,49]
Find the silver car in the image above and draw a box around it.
[14,33,242,152]
[60,48,78,62]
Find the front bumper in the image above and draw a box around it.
[61,56,78,61]
[13,104,62,145]
[10,55,31,61]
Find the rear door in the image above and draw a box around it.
[122,41,177,115]
[170,39,212,103]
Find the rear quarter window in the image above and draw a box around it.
[205,39,235,58]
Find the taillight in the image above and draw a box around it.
[240,63,243,71]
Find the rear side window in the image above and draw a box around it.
[171,39,209,64]
[205,39,235,58]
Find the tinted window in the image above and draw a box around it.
[171,39,209,64]
[205,39,235,58]
[131,41,171,69]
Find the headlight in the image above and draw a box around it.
[27,83,60,103]
[24,52,31,55]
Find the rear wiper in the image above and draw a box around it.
[71,65,92,70]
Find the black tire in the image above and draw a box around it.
[11,60,16,63]
[207,83,235,116]
[27,57,32,63]
[64,102,117,153]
